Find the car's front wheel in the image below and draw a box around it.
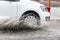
[20,12,40,29]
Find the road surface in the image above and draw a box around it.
[0,21,60,40]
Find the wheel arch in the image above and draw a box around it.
[22,10,40,20]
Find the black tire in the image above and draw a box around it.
[20,12,40,29]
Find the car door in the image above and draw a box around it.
[0,0,17,18]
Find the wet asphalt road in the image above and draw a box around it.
[0,21,60,40]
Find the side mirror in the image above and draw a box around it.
[9,0,19,2]
[9,0,15,1]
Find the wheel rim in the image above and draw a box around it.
[24,15,38,27]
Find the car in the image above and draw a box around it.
[0,0,50,29]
